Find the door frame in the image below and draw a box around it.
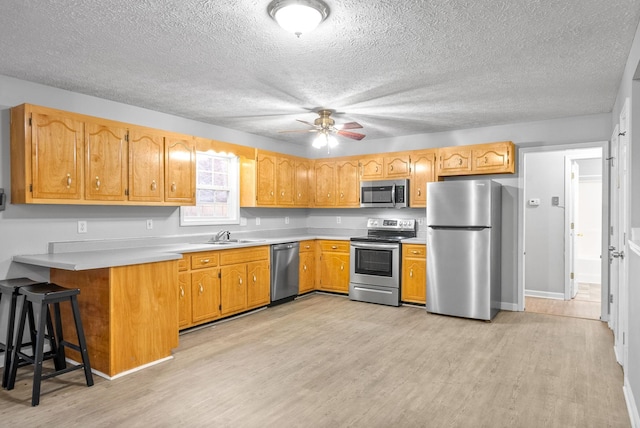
[517,141,610,320]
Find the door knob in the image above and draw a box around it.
[611,250,625,259]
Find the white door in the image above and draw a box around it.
[569,161,579,298]
[609,126,619,339]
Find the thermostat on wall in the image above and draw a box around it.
[528,198,540,206]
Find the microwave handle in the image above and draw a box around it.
[391,184,396,207]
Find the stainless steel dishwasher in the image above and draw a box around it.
[270,242,300,305]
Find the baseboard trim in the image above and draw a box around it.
[500,302,519,311]
[624,375,639,428]
[525,290,565,300]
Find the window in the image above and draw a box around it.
[180,151,240,226]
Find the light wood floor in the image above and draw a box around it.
[526,283,602,320]
[1,294,629,427]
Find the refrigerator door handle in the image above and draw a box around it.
[429,226,489,231]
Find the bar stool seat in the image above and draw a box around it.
[0,278,50,389]
[7,282,94,406]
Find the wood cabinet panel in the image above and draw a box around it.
[219,247,269,265]
[384,154,411,178]
[221,264,247,316]
[360,157,384,180]
[128,128,164,202]
[410,150,436,207]
[336,159,360,207]
[247,260,270,309]
[190,252,219,270]
[178,272,191,328]
[318,240,349,293]
[256,152,276,205]
[438,147,472,176]
[472,142,515,174]
[85,122,128,201]
[165,135,196,204]
[191,269,221,323]
[314,161,336,206]
[294,159,311,206]
[402,244,426,304]
[277,156,295,205]
[299,251,316,294]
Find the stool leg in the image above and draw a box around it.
[70,296,93,387]
[51,302,66,370]
[6,297,29,390]
[2,292,19,388]
[26,301,37,357]
[30,302,49,406]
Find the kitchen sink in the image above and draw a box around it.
[203,238,267,245]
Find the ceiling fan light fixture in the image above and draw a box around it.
[267,0,329,37]
[312,132,328,148]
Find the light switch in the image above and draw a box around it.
[0,188,5,211]
[552,196,559,206]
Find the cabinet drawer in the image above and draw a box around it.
[299,240,315,252]
[190,252,220,269]
[178,256,189,271]
[319,240,350,252]
[403,244,426,257]
[219,246,269,265]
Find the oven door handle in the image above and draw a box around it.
[351,242,399,250]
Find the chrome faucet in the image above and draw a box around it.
[213,230,230,242]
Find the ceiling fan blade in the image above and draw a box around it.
[296,119,317,127]
[338,122,363,130]
[278,129,319,134]
[336,130,366,140]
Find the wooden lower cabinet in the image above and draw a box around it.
[317,240,350,294]
[401,244,427,304]
[298,240,316,294]
[179,246,270,329]
[51,260,179,377]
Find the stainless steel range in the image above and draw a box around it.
[349,218,417,307]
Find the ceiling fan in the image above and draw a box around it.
[279,109,365,149]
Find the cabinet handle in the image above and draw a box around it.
[281,191,285,196]
[201,259,210,264]
[66,173,72,188]
[171,182,177,192]
[253,274,257,282]
[95,176,101,190]
[331,245,338,249]
[327,193,330,198]
[485,156,489,164]
[180,286,185,297]
[303,264,307,271]
[390,165,394,171]
[375,166,378,172]
[418,188,421,196]
[340,192,344,199]
[151,180,157,191]
[340,264,344,271]
[305,245,310,249]
[298,193,302,198]
[270,191,274,196]
[239,277,243,285]
[410,269,413,278]
[412,250,419,254]
[199,283,204,294]
[458,158,463,166]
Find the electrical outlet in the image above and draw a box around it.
[285,216,290,224]
[78,220,87,234]
[256,217,261,226]
[418,218,424,226]
[336,216,341,224]
[146,219,153,230]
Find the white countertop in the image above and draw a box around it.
[13,235,351,271]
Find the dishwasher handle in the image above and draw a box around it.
[272,242,300,251]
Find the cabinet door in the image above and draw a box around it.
[220,264,247,316]
[178,272,192,328]
[437,147,472,176]
[336,160,359,207]
[319,252,349,293]
[410,151,436,207]
[277,156,295,205]
[165,135,196,204]
[299,251,316,294]
[314,161,335,206]
[128,128,164,202]
[191,269,220,323]
[294,160,311,206]
[247,260,270,309]
[360,157,384,180]
[256,152,276,205]
[402,245,427,304]
[85,122,128,201]
[31,110,84,200]
[384,154,411,178]
[472,142,514,174]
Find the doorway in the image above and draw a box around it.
[518,143,609,321]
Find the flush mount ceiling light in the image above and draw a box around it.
[267,0,330,37]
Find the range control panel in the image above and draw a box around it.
[367,218,416,231]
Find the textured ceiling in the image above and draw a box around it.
[1,0,639,146]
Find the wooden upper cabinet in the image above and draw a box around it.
[24,107,84,201]
[472,141,515,174]
[336,159,360,207]
[410,150,436,207]
[437,146,472,176]
[85,122,128,201]
[256,152,276,205]
[314,160,336,207]
[128,127,164,202]
[277,156,295,205]
[165,135,196,204]
[383,153,411,178]
[294,159,311,206]
[360,156,384,180]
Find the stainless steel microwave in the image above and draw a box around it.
[360,179,410,208]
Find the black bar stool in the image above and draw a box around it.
[0,277,51,389]
[7,282,94,406]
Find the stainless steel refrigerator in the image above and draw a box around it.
[426,179,502,320]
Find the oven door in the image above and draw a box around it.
[349,241,400,288]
